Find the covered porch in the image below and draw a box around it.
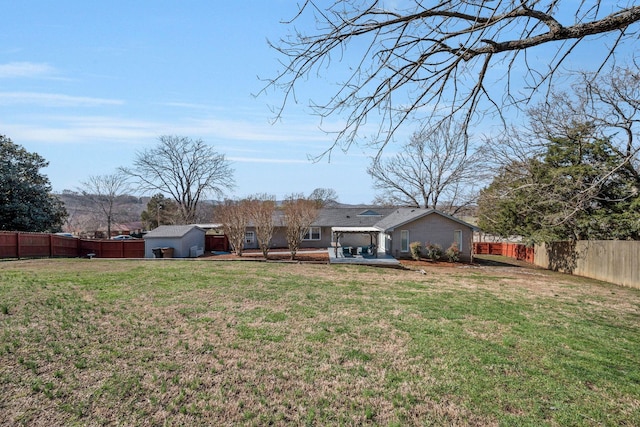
[329,226,400,267]
[331,226,379,257]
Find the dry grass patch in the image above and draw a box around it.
[0,259,639,426]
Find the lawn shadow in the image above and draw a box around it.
[473,254,534,268]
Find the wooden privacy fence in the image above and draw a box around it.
[0,231,144,259]
[534,241,640,289]
[205,234,230,252]
[77,239,145,259]
[474,242,534,264]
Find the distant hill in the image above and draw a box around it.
[56,191,147,235]
[55,192,219,235]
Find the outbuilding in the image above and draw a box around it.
[143,225,205,258]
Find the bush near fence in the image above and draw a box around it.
[0,231,144,259]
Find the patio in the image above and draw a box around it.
[327,246,401,267]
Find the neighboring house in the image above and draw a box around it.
[242,207,476,261]
[112,221,144,237]
[143,225,205,258]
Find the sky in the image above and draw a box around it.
[1,1,381,204]
[1,1,636,205]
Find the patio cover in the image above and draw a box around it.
[332,227,380,233]
[331,226,380,257]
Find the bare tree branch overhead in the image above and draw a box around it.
[264,0,640,154]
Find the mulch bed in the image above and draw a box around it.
[201,248,330,263]
[202,249,468,269]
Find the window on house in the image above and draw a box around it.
[401,230,409,252]
[245,231,255,244]
[454,230,462,251]
[303,227,321,240]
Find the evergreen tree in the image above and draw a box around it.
[479,132,640,242]
[140,194,180,230]
[0,135,67,232]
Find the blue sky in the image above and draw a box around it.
[2,1,635,204]
[1,1,380,203]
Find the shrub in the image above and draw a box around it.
[445,242,461,262]
[424,243,442,261]
[409,241,423,260]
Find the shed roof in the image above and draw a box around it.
[144,225,204,239]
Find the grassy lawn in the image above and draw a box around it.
[0,259,639,426]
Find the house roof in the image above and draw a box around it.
[312,207,397,227]
[192,223,223,229]
[373,208,478,232]
[144,225,204,238]
[241,206,477,232]
[112,221,144,232]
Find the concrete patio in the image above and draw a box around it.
[327,247,401,267]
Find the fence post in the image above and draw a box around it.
[16,232,21,259]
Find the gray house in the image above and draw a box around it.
[143,225,205,258]
[374,208,475,261]
[242,207,476,261]
[243,207,397,250]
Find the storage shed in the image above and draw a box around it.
[143,225,205,258]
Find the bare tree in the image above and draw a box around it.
[79,174,131,239]
[121,136,234,224]
[480,66,640,241]
[213,199,252,256]
[487,66,640,185]
[247,194,277,259]
[368,120,486,213]
[528,67,640,169]
[478,121,640,242]
[265,1,640,154]
[281,194,319,260]
[308,187,339,207]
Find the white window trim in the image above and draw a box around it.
[245,231,255,244]
[400,230,409,252]
[303,226,321,241]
